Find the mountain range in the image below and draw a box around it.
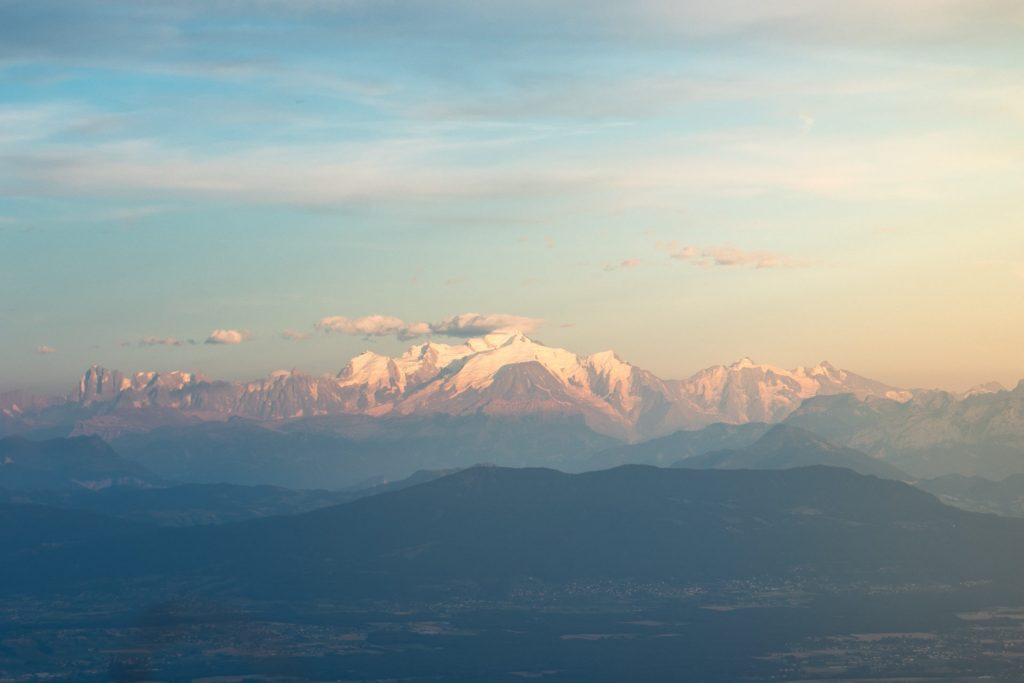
[5,331,911,441]
[6,331,1024,482]
[786,385,1024,478]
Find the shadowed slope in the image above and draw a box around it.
[6,465,1024,600]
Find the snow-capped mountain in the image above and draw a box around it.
[34,331,911,440]
[675,357,913,425]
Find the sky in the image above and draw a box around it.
[1,0,1023,394]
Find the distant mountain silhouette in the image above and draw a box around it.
[109,414,615,489]
[0,467,459,526]
[675,424,908,480]
[586,422,770,469]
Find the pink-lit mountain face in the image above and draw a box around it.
[53,332,909,440]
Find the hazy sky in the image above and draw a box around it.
[2,0,1023,393]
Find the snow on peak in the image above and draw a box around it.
[56,337,915,441]
[803,361,845,381]
[438,333,583,393]
[128,370,200,391]
[587,349,621,365]
[481,329,532,348]
[338,351,404,392]
[585,350,633,384]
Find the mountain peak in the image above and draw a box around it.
[51,341,911,441]
[483,329,532,347]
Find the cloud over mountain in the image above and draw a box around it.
[316,312,543,340]
[429,313,543,337]
[316,315,430,340]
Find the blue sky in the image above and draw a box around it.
[2,0,1023,392]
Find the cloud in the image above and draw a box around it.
[316,315,429,340]
[281,328,310,341]
[316,312,543,340]
[1,138,607,208]
[662,243,699,259]
[658,241,807,269]
[429,313,543,337]
[35,345,56,354]
[656,241,698,259]
[3,96,1019,209]
[205,329,250,345]
[138,335,183,347]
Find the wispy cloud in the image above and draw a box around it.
[4,121,1015,211]
[0,140,606,207]
[138,335,183,346]
[657,241,808,269]
[281,329,310,341]
[604,258,642,271]
[35,345,56,355]
[4,1,1020,70]
[205,329,250,345]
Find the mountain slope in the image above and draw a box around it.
[0,435,156,490]
[0,503,145,557]
[0,469,455,526]
[677,424,909,480]
[785,383,1024,478]
[7,465,1024,600]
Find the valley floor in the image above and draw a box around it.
[5,579,1024,682]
